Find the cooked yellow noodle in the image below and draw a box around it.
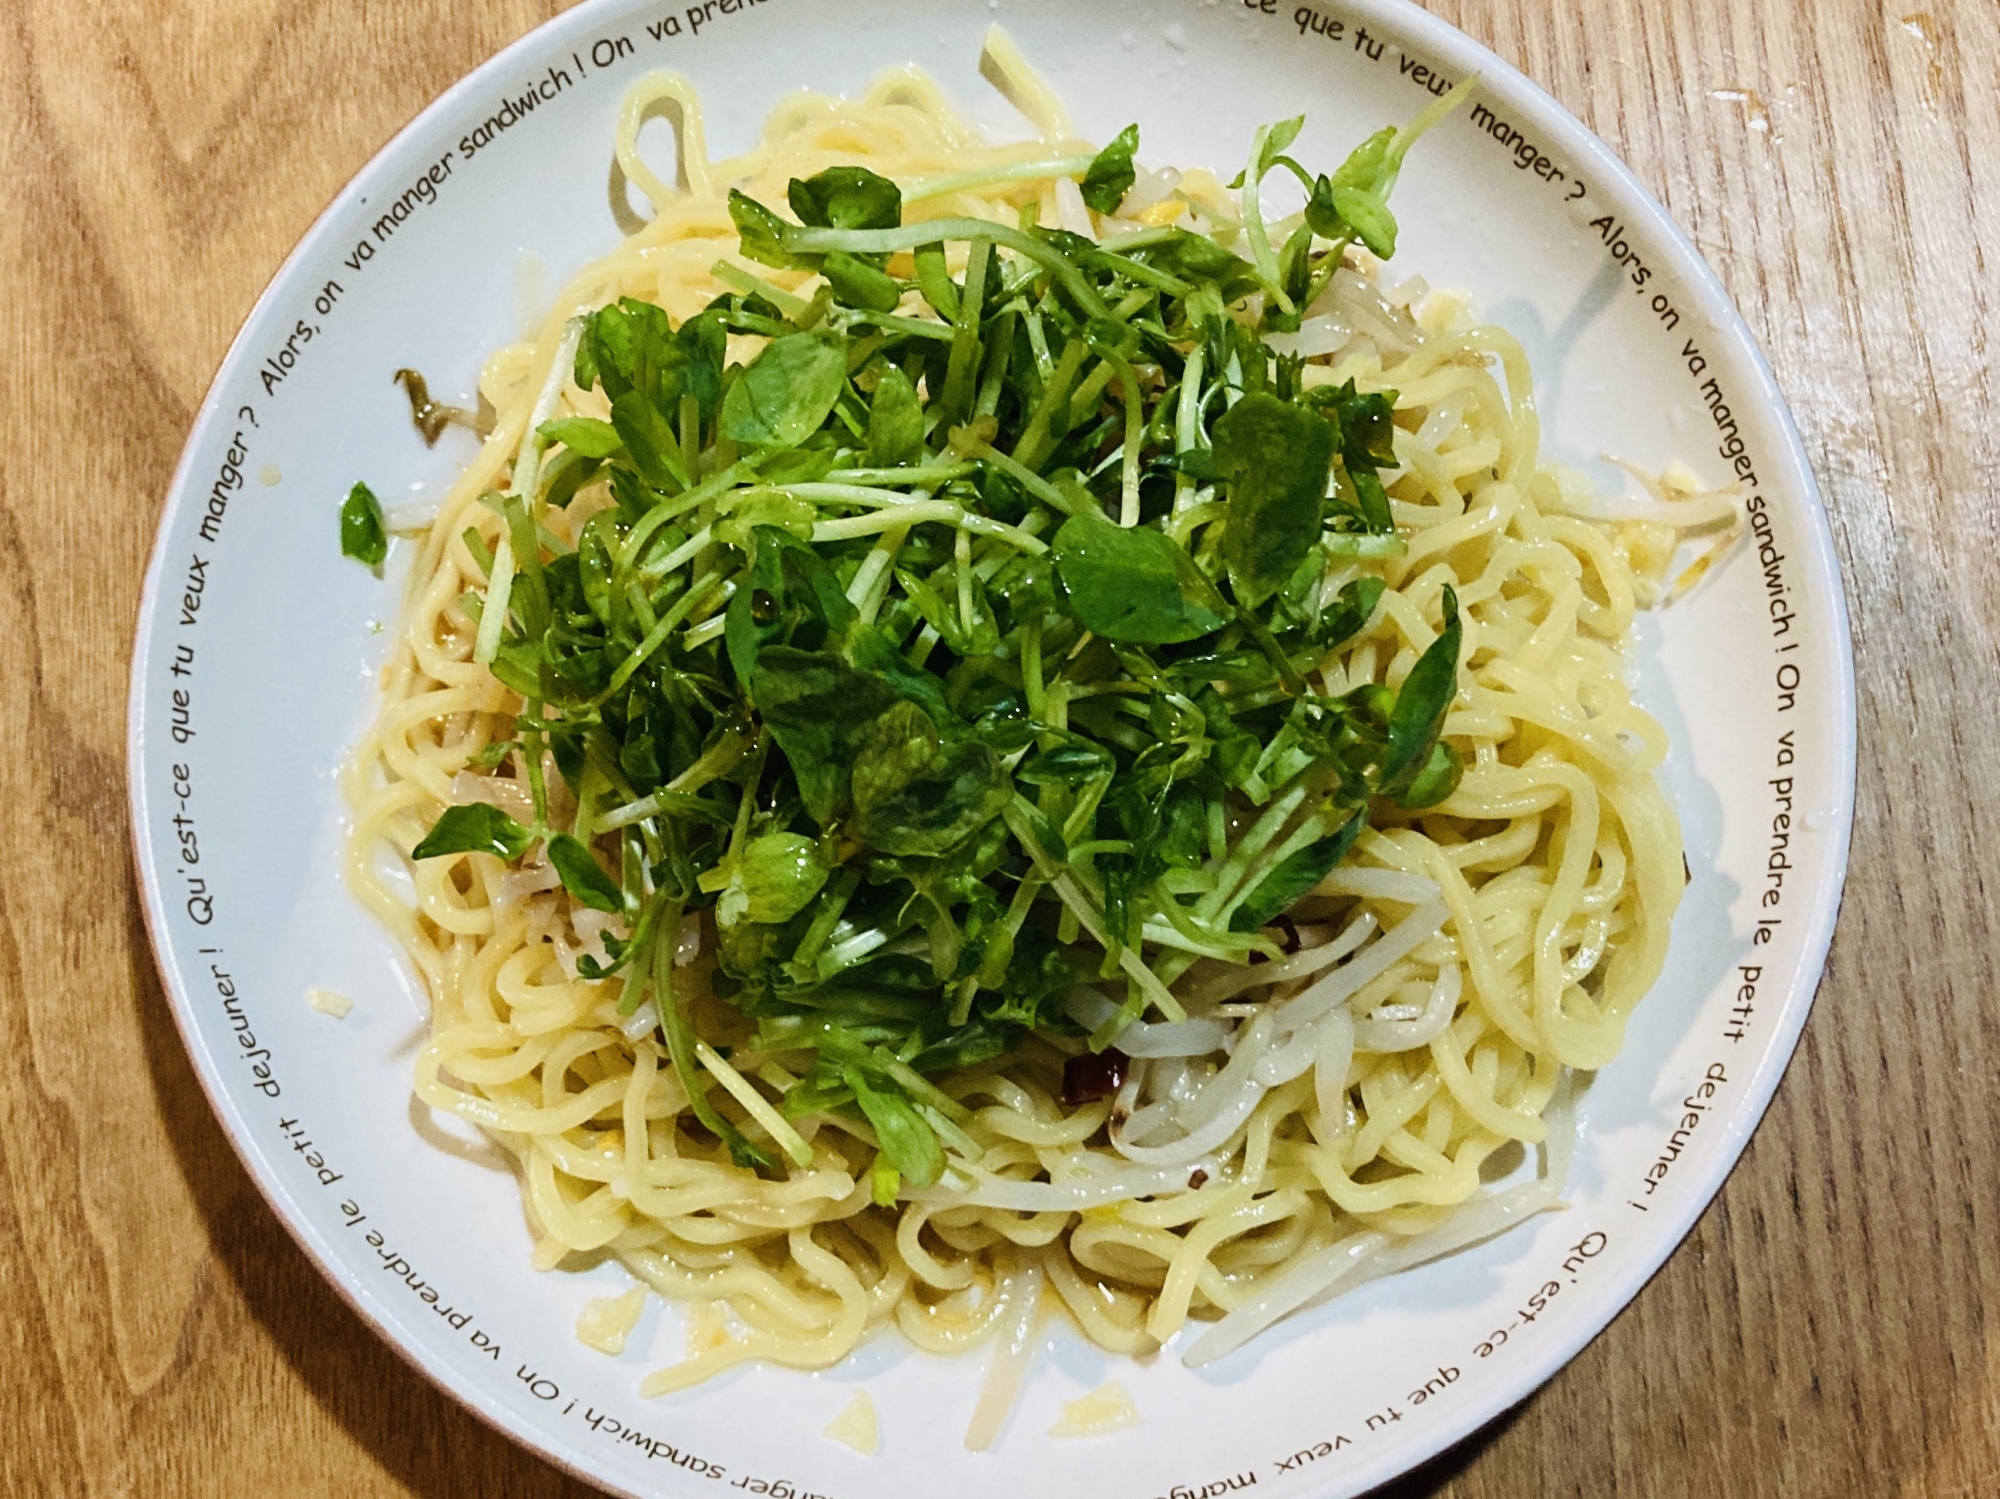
[344,50,1691,1395]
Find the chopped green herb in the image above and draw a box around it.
[1213,393,1338,608]
[865,361,925,467]
[1080,123,1140,215]
[705,831,830,927]
[341,481,387,569]
[719,331,849,448]
[1052,512,1233,644]
[1380,584,1464,802]
[787,164,904,233]
[1229,810,1366,933]
[411,803,533,861]
[547,832,625,912]
[537,417,625,458]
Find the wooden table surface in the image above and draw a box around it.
[4,0,1994,1493]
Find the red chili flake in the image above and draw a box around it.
[1249,913,1303,964]
[1064,1048,1130,1106]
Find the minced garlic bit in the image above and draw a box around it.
[685,1300,732,1357]
[305,987,353,1019]
[1670,525,1747,599]
[1618,520,1679,586]
[1659,459,1706,496]
[575,1285,647,1355]
[1049,1380,1141,1437]
[1415,286,1475,336]
[822,1390,879,1455]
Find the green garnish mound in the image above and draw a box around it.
[400,95,1472,1194]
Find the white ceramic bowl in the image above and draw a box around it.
[129,1,1855,1493]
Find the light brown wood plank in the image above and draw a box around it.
[2,0,1993,1493]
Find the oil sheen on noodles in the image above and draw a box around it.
[344,37,1698,1426]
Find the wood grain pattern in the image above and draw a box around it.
[0,0,1990,1493]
